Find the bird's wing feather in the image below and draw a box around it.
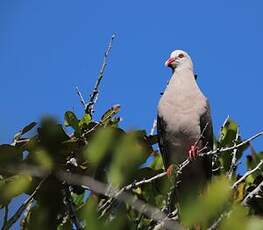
[157,115,170,169]
[199,99,213,178]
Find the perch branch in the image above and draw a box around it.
[85,33,116,114]
[201,131,263,158]
[97,171,167,215]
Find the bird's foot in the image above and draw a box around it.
[188,145,199,160]
[166,164,174,177]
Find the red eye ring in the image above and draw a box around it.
[178,53,185,58]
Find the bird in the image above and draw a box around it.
[157,50,213,209]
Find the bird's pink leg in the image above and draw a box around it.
[166,164,174,177]
[188,145,199,160]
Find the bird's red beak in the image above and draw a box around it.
[165,57,175,67]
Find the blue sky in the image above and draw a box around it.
[0,0,263,227]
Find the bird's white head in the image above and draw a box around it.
[165,50,193,71]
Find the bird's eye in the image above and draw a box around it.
[178,53,185,58]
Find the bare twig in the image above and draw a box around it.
[63,184,83,229]
[2,178,46,230]
[207,210,231,230]
[20,200,33,229]
[150,119,157,136]
[85,33,116,114]
[97,171,167,215]
[3,205,8,228]
[200,131,263,158]
[231,160,263,190]
[227,127,240,179]
[242,180,263,206]
[75,86,86,109]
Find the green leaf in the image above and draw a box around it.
[79,113,92,127]
[39,118,70,145]
[32,149,54,170]
[80,197,103,229]
[21,122,37,136]
[218,117,247,172]
[0,144,23,167]
[100,104,120,126]
[150,153,164,170]
[246,217,263,230]
[181,176,231,228]
[64,111,80,134]
[0,174,32,205]
[83,127,115,164]
[108,133,149,187]
[13,122,37,141]
[72,192,84,206]
[219,205,249,230]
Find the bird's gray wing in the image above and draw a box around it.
[199,100,213,178]
[157,115,170,169]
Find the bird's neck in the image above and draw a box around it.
[166,67,199,96]
[174,62,193,73]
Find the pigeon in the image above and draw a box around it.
[157,50,213,207]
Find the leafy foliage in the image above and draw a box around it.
[0,108,262,230]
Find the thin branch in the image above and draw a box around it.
[63,184,83,230]
[231,160,263,190]
[97,171,167,215]
[75,86,86,109]
[20,200,33,229]
[207,210,231,230]
[3,205,8,228]
[227,127,240,179]
[2,178,46,230]
[242,180,263,206]
[200,131,263,158]
[150,119,157,136]
[85,33,116,114]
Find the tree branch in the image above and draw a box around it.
[150,119,157,136]
[242,180,263,206]
[201,131,263,158]
[231,160,263,190]
[85,33,116,114]
[2,205,8,229]
[75,86,86,109]
[227,127,240,179]
[62,184,83,230]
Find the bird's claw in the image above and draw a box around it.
[188,145,199,160]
